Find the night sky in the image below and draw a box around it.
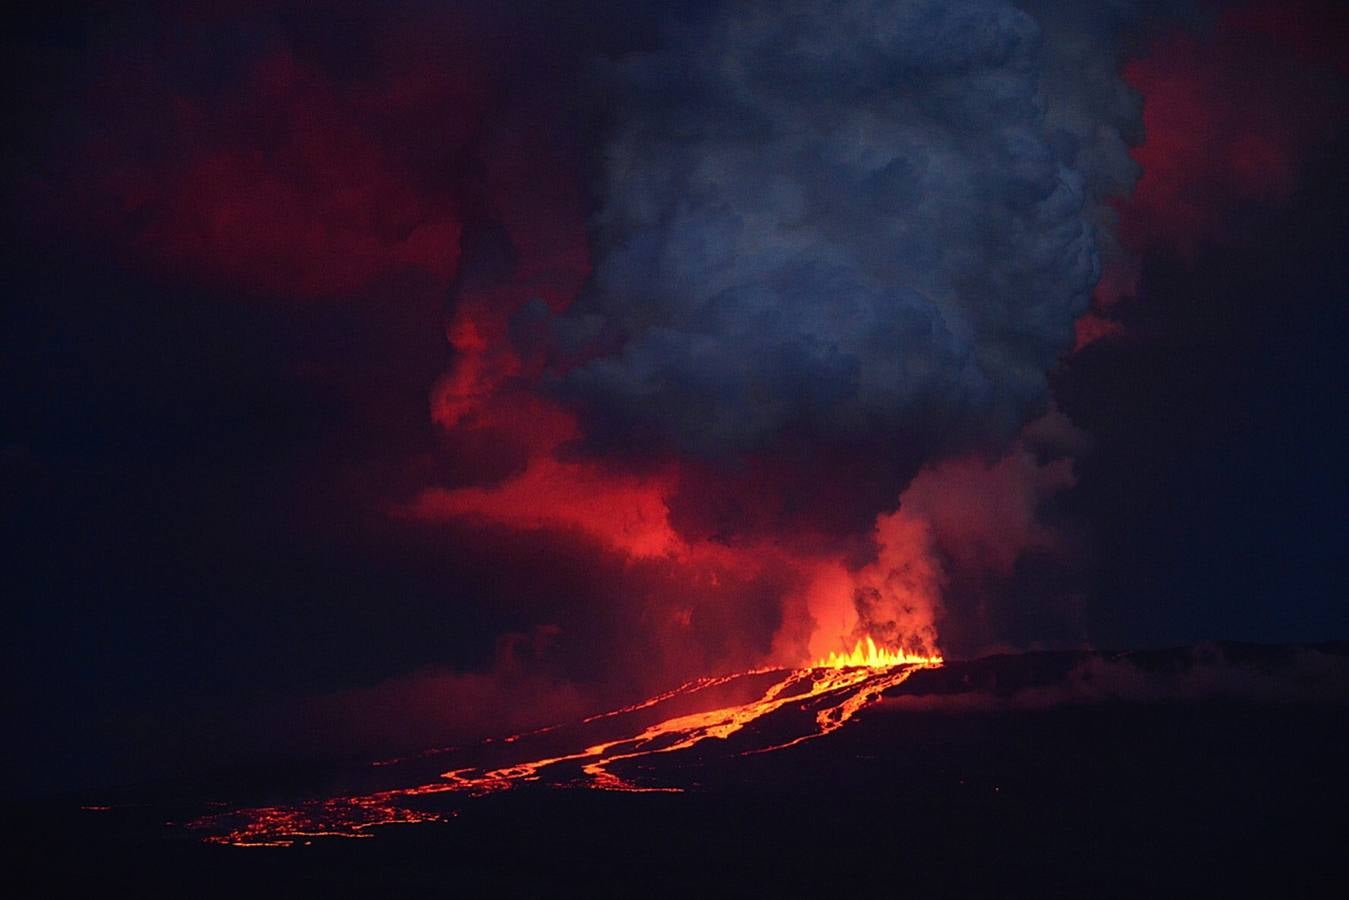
[5,0,1347,797]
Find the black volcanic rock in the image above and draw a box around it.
[16,643,1349,898]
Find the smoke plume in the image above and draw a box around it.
[506,0,1162,656]
[553,0,1142,476]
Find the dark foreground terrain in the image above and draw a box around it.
[15,642,1349,897]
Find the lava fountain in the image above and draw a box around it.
[192,638,942,846]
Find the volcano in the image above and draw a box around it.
[20,641,1349,897]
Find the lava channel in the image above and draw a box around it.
[191,639,941,847]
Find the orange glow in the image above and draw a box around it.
[815,635,943,669]
[190,647,942,846]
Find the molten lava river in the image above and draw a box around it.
[192,638,941,847]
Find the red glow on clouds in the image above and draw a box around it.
[359,0,1346,735]
[143,51,463,296]
[902,440,1077,579]
[1073,312,1126,350]
[1120,3,1339,256]
[1076,0,1344,347]
[78,34,487,299]
[408,441,682,560]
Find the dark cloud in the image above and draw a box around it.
[1055,136,1349,650]
[1119,1,1344,256]
[551,0,1136,480]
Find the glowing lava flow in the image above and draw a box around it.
[192,647,942,846]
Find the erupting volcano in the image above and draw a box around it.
[193,638,942,846]
[11,0,1348,894]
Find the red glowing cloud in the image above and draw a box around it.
[1120,2,1341,256]
[1075,0,1345,349]
[901,437,1078,579]
[406,439,682,561]
[122,50,467,297]
[58,15,498,300]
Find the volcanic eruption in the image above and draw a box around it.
[191,0,1151,845]
[194,639,944,846]
[13,2,1348,893]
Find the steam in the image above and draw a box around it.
[849,507,944,656]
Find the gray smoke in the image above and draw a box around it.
[546,0,1155,465]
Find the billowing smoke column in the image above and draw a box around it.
[414,0,1195,684]
[560,0,1118,456]
[529,0,1146,652]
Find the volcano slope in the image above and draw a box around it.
[17,642,1349,897]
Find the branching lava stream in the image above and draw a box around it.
[192,638,941,847]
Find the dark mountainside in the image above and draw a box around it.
[16,641,1349,897]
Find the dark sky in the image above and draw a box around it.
[5,0,1347,796]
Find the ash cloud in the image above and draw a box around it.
[549,0,1149,474]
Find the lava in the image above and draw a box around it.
[816,635,939,669]
[192,645,942,847]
